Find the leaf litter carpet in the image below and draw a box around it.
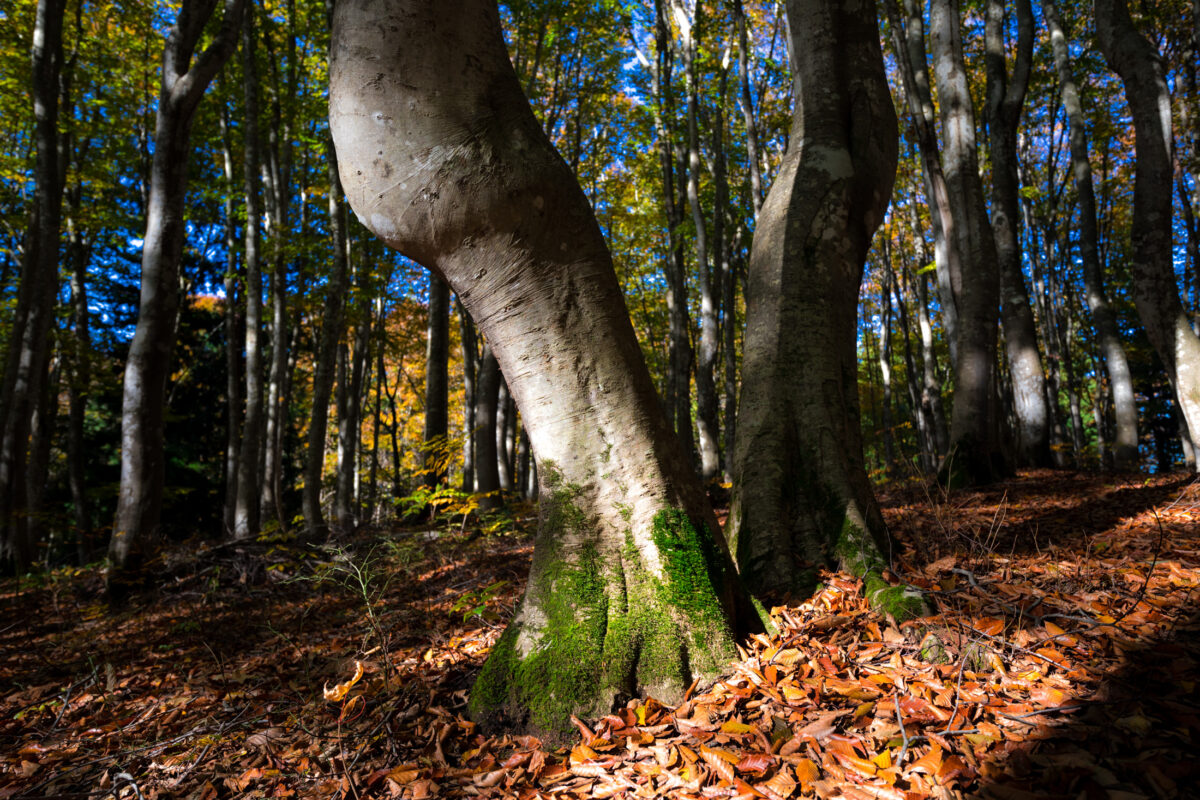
[2,471,1199,799]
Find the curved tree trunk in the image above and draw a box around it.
[1096,0,1200,465]
[330,0,755,740]
[1042,0,1139,468]
[728,0,918,615]
[109,0,243,588]
[985,0,1051,468]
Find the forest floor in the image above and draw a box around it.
[2,470,1199,800]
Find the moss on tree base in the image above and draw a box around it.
[469,483,738,741]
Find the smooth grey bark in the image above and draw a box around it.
[729,0,914,613]
[985,0,1051,468]
[473,346,503,510]
[884,0,961,368]
[496,379,513,492]
[714,59,737,485]
[878,255,897,474]
[218,97,242,535]
[423,272,450,487]
[733,0,763,218]
[1043,0,1139,468]
[234,3,265,540]
[459,305,478,493]
[1096,0,1200,465]
[653,0,695,460]
[335,296,370,533]
[676,0,721,482]
[0,0,65,571]
[301,149,349,540]
[930,0,1007,486]
[260,2,295,526]
[109,0,243,586]
[330,0,754,739]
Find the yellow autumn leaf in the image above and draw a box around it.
[322,660,364,702]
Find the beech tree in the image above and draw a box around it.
[727,0,919,615]
[0,0,66,570]
[1042,0,1139,469]
[108,0,243,589]
[329,0,758,738]
[1096,0,1200,463]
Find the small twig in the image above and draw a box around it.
[894,689,911,764]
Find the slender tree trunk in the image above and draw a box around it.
[66,189,91,561]
[733,0,763,218]
[459,306,478,492]
[884,0,962,368]
[109,0,243,587]
[218,98,242,534]
[423,273,450,487]
[878,257,896,475]
[0,0,65,570]
[986,0,1051,468]
[301,148,349,540]
[260,0,295,527]
[331,0,757,740]
[930,0,1007,486]
[474,346,502,509]
[496,379,513,491]
[1044,0,1139,468]
[677,1,721,482]
[335,297,370,533]
[1096,0,1200,466]
[234,5,265,540]
[653,0,694,460]
[729,0,916,615]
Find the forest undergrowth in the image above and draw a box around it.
[2,470,1199,800]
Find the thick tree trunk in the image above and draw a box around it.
[1096,0,1200,465]
[729,0,918,616]
[930,0,1008,486]
[985,0,1051,468]
[331,0,755,740]
[1044,0,1139,468]
[110,0,243,587]
[234,5,265,540]
[0,0,65,571]
[301,150,349,540]
[423,273,450,487]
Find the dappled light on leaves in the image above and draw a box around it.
[2,472,1198,797]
